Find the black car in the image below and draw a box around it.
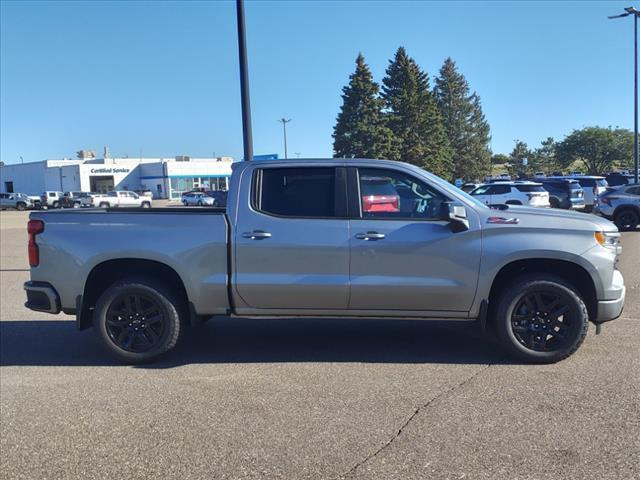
[605,172,634,187]
[204,190,228,207]
[534,178,586,210]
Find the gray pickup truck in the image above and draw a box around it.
[24,159,626,364]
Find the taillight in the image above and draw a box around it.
[27,219,44,267]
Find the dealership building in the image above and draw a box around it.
[0,155,235,199]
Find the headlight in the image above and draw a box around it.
[594,231,621,249]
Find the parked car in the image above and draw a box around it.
[0,192,33,210]
[24,158,625,365]
[27,195,42,209]
[182,192,215,206]
[469,182,550,208]
[534,178,585,210]
[61,191,88,209]
[205,190,228,207]
[605,172,634,187]
[533,172,546,178]
[40,191,64,209]
[80,193,106,208]
[360,176,400,212]
[562,176,608,212]
[92,191,152,208]
[134,189,154,199]
[461,182,482,193]
[597,183,640,231]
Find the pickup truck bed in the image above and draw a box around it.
[28,208,231,320]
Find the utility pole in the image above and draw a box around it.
[609,6,640,183]
[278,118,291,159]
[236,0,253,161]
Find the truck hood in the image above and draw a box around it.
[481,205,618,232]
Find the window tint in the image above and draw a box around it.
[516,185,546,193]
[596,179,608,187]
[578,178,595,187]
[492,185,510,195]
[256,167,336,217]
[357,168,447,220]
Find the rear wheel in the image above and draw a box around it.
[99,202,109,208]
[614,208,639,231]
[549,198,560,209]
[141,201,151,208]
[493,274,588,363]
[52,201,60,209]
[93,278,185,363]
[72,202,80,209]
[16,202,26,211]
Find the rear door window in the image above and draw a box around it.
[254,167,338,218]
[515,185,546,192]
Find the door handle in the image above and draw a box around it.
[355,231,385,241]
[242,230,272,240]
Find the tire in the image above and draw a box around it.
[93,278,185,363]
[183,200,188,206]
[141,201,151,208]
[16,202,26,211]
[492,274,589,363]
[549,198,560,209]
[99,202,109,208]
[72,202,80,209]
[52,201,60,209]
[614,208,639,231]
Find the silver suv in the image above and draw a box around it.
[597,184,640,231]
[0,192,33,211]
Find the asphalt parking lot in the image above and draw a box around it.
[0,210,638,480]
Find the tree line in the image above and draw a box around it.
[493,128,635,177]
[332,48,635,180]
[332,48,491,181]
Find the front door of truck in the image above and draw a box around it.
[348,166,481,313]
[234,165,350,310]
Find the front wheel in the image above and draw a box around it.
[492,274,589,363]
[16,202,26,211]
[99,202,109,208]
[93,278,185,363]
[141,201,151,208]
[52,201,60,209]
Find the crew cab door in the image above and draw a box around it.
[233,165,350,310]
[348,166,481,313]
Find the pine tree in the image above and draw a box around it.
[381,47,453,179]
[332,54,394,159]
[434,57,491,182]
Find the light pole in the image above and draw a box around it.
[278,118,291,159]
[609,6,640,183]
[236,0,253,161]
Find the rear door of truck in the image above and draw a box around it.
[233,164,350,310]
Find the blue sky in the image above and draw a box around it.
[0,0,635,164]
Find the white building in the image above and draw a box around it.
[0,156,234,199]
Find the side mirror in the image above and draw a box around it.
[438,202,470,232]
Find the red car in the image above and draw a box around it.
[360,177,400,213]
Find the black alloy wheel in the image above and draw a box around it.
[494,274,588,363]
[105,293,166,353]
[510,289,576,352]
[614,209,639,231]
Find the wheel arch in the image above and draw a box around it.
[78,258,190,330]
[487,258,598,322]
